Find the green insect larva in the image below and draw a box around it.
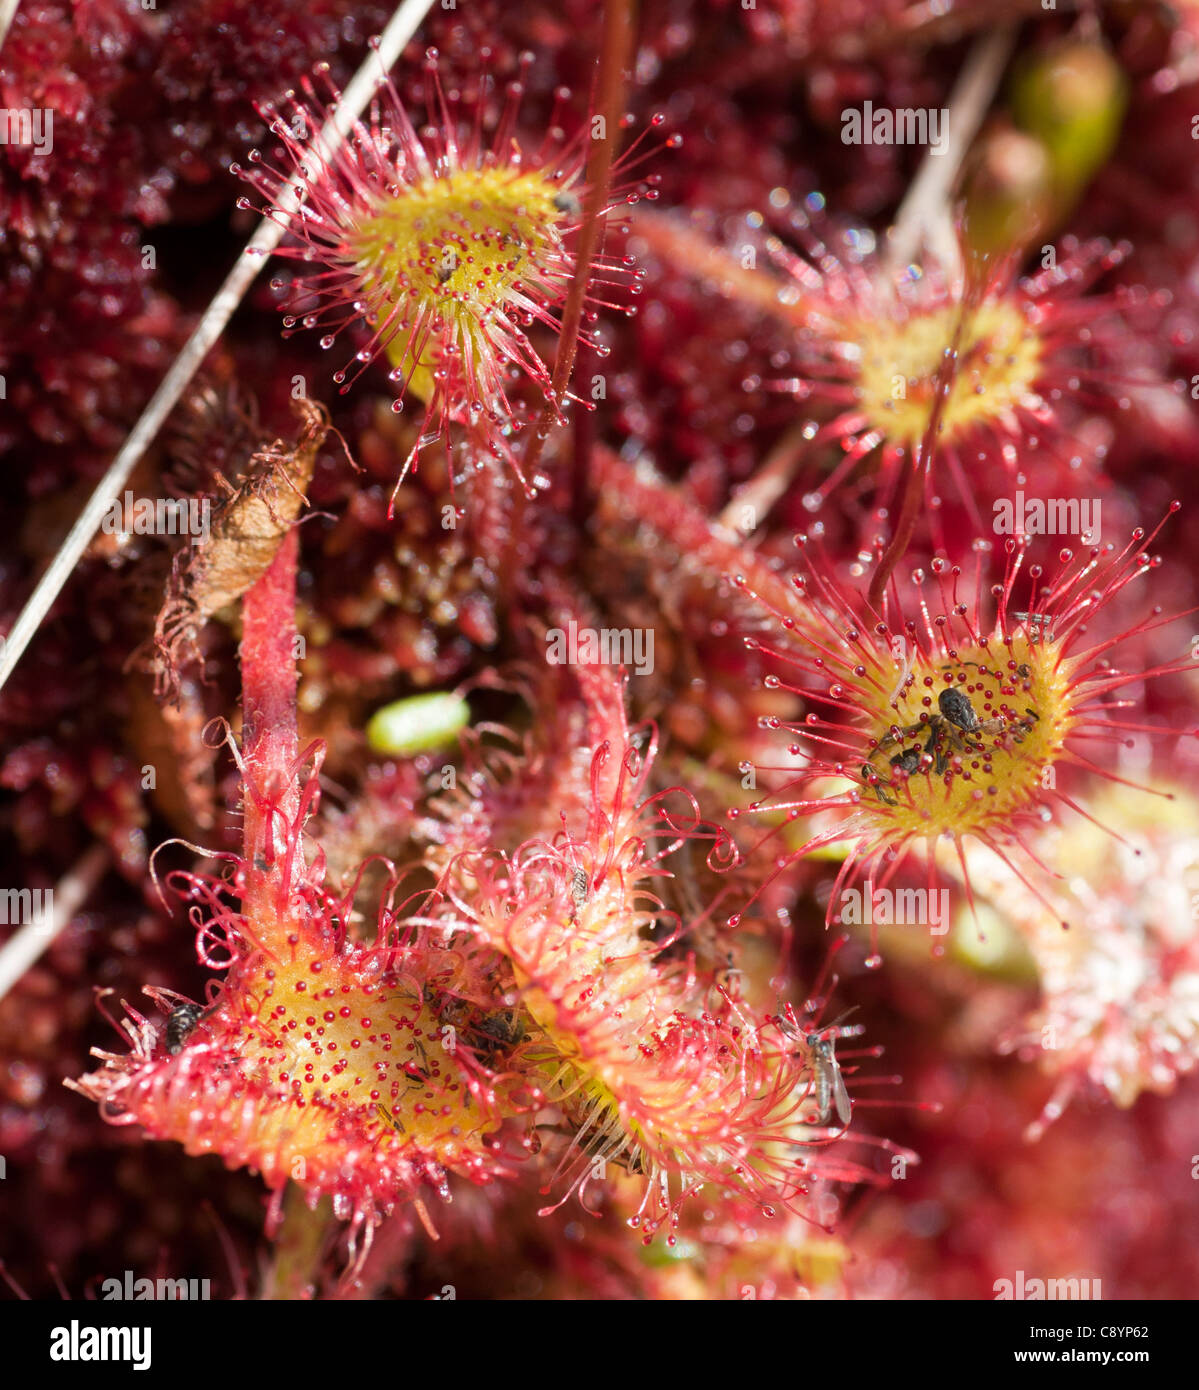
[365,691,471,755]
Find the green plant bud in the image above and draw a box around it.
[366,691,470,755]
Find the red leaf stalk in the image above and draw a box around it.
[240,527,302,904]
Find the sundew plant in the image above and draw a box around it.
[2,0,1199,1307]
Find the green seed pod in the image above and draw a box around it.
[366,691,471,755]
[1009,40,1128,218]
[961,123,1055,258]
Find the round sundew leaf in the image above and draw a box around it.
[366,691,471,755]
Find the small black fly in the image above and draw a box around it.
[165,1002,206,1056]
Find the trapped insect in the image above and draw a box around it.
[472,1008,527,1050]
[165,1002,207,1056]
[570,867,588,906]
[806,1028,852,1127]
[937,685,979,733]
[567,864,589,924]
[861,684,1041,800]
[782,1007,857,1128]
[375,1101,406,1135]
[1013,611,1057,642]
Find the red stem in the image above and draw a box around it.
[523,0,634,489]
[240,527,300,887]
[500,0,633,602]
[866,307,971,610]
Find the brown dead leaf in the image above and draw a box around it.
[152,397,330,702]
